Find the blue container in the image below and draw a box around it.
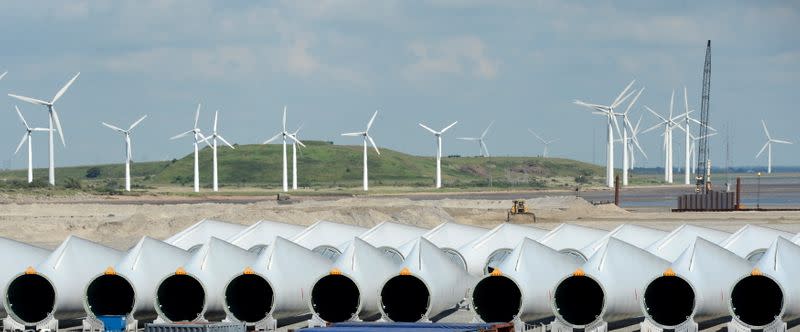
[98,315,127,332]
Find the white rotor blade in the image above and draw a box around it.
[218,135,236,149]
[51,108,66,146]
[756,141,769,158]
[480,140,490,157]
[761,120,771,139]
[457,137,479,141]
[481,121,494,138]
[196,132,212,148]
[171,130,193,140]
[527,129,545,143]
[419,123,437,134]
[366,110,378,131]
[213,111,219,133]
[15,106,30,130]
[610,114,623,140]
[51,72,80,104]
[282,106,287,132]
[641,122,664,135]
[645,106,668,122]
[440,121,458,133]
[102,122,125,132]
[772,139,792,145]
[292,123,304,136]
[0,71,6,80]
[612,80,636,107]
[263,132,283,144]
[287,133,306,147]
[14,134,28,155]
[623,88,644,114]
[367,134,380,155]
[668,90,675,120]
[633,136,648,159]
[8,94,50,106]
[128,115,147,131]
[341,132,365,137]
[32,128,51,132]
[194,104,201,129]
[683,86,690,116]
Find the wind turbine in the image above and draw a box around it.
[419,121,458,188]
[199,111,235,192]
[170,104,211,193]
[626,115,648,170]
[527,129,558,158]
[457,121,493,157]
[102,115,147,192]
[642,90,686,184]
[290,124,303,190]
[615,87,644,186]
[8,72,80,186]
[263,106,305,192]
[756,120,792,174]
[574,80,636,188]
[341,111,380,191]
[13,106,51,183]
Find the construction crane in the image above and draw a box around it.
[696,40,712,192]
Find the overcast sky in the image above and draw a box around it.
[1,1,798,170]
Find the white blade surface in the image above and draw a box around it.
[193,104,201,129]
[8,94,50,106]
[51,108,66,146]
[218,135,236,149]
[366,110,378,130]
[612,80,636,107]
[14,134,28,155]
[367,134,380,155]
[15,106,30,130]
[51,72,80,104]
[341,132,365,137]
[102,122,125,132]
[171,130,193,140]
[457,137,479,141]
[528,129,545,143]
[282,106,287,132]
[213,111,219,133]
[624,88,644,114]
[481,121,494,138]
[440,121,458,133]
[196,132,212,148]
[761,120,771,139]
[419,123,437,134]
[287,133,305,147]
[772,139,792,144]
[128,115,147,131]
[263,132,283,144]
[480,140,490,156]
[0,71,6,80]
[756,141,769,158]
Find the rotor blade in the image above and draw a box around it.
[633,115,643,134]
[263,132,283,144]
[287,133,306,147]
[194,103,201,129]
[51,109,66,146]
[102,122,125,132]
[669,90,675,120]
[213,111,219,133]
[282,106,287,132]
[218,135,236,149]
[756,141,769,158]
[14,133,28,155]
[623,87,644,115]
[196,132,212,148]
[683,86,690,115]
[641,122,663,135]
[772,139,792,144]
[633,136,648,159]
[128,115,147,131]
[51,72,80,104]
[170,130,193,140]
[367,134,380,155]
[480,140,490,157]
[610,114,622,141]
[527,129,545,143]
[761,120,771,139]
[0,71,6,80]
[292,123,304,135]
[366,110,378,131]
[574,100,608,110]
[419,123,437,134]
[341,132,365,137]
[440,121,458,133]
[15,106,30,130]
[457,137,479,141]
[645,106,668,122]
[481,121,494,138]
[8,94,50,106]
[612,80,636,107]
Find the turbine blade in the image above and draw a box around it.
[419,123,437,134]
[641,122,663,135]
[527,129,545,143]
[480,140,490,157]
[213,111,219,133]
[772,139,792,144]
[102,122,125,132]
[51,72,80,104]
[15,106,30,130]
[51,109,66,146]
[128,115,147,131]
[645,106,668,122]
[683,86,690,115]
[8,94,50,106]
[292,123,304,135]
[457,137,479,141]
[612,80,636,107]
[623,87,644,114]
[341,132,365,137]
[756,141,769,158]
[440,121,458,133]
[282,106,287,132]
[367,135,380,155]
[0,71,6,80]
[366,110,378,131]
[610,114,622,141]
[633,136,648,159]
[288,133,305,147]
[669,90,674,119]
[197,132,212,148]
[761,120,771,139]
[194,103,201,129]
[218,135,235,149]
[481,121,494,138]
[14,134,28,155]
[263,132,283,144]
[170,130,193,140]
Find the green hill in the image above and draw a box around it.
[0,141,604,190]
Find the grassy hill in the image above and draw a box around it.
[0,141,604,191]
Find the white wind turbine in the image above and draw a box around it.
[13,106,51,183]
[574,80,636,188]
[263,106,305,192]
[170,104,211,193]
[341,111,380,191]
[642,90,686,184]
[419,121,458,188]
[527,129,558,158]
[616,87,644,186]
[8,72,80,186]
[290,124,303,190]
[688,132,717,176]
[199,111,235,192]
[457,121,493,157]
[102,115,147,192]
[680,86,715,184]
[756,120,792,174]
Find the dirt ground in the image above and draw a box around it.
[1,195,798,250]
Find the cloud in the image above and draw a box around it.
[404,36,499,80]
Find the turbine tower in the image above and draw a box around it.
[290,124,303,190]
[13,106,51,183]
[457,121,493,157]
[170,104,210,193]
[756,120,792,174]
[341,111,380,191]
[102,115,147,192]
[574,80,636,188]
[200,111,235,192]
[419,121,458,188]
[642,91,685,184]
[263,106,305,192]
[8,72,80,186]
[527,129,558,158]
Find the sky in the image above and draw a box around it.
[1,1,799,170]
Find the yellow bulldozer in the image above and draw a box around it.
[507,199,536,223]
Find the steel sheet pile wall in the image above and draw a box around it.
[1,220,796,332]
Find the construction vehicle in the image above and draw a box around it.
[507,199,536,223]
